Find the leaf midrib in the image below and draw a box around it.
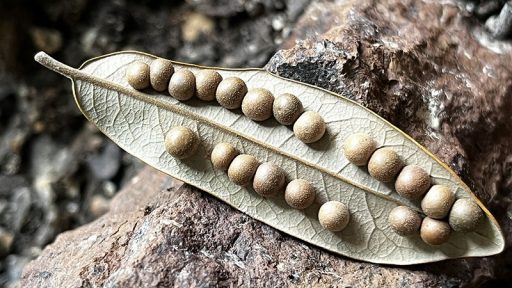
[34,52,422,212]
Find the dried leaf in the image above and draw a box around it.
[34,51,504,265]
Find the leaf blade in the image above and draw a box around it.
[35,51,505,265]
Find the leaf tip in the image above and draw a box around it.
[33,51,78,79]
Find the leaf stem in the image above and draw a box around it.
[34,52,81,79]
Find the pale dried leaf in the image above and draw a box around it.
[34,51,505,265]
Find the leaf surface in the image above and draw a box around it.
[34,51,505,265]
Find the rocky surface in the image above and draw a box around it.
[10,0,512,287]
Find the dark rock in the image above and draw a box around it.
[187,0,247,17]
[6,188,31,232]
[4,254,31,286]
[0,176,27,196]
[189,0,302,18]
[457,0,512,40]
[268,0,512,204]
[30,27,63,54]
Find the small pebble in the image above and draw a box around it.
[211,142,239,171]
[252,162,286,197]
[150,58,174,92]
[228,154,259,186]
[448,198,484,232]
[285,179,316,209]
[126,61,150,90]
[164,126,199,159]
[388,206,421,236]
[89,194,111,218]
[343,133,377,166]
[420,217,451,246]
[421,185,455,219]
[293,111,326,143]
[216,77,248,109]
[273,93,304,125]
[0,227,14,256]
[367,148,403,182]
[318,201,350,232]
[168,69,195,101]
[395,165,431,200]
[241,88,275,121]
[195,70,223,101]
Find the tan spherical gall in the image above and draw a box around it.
[318,201,350,232]
[195,70,223,101]
[388,206,421,236]
[168,69,195,101]
[367,148,403,183]
[211,142,239,171]
[448,198,483,232]
[272,93,304,125]
[216,77,248,109]
[285,179,316,209]
[252,162,286,197]
[395,165,431,200]
[228,154,259,186]
[421,185,455,219]
[420,217,451,245]
[293,111,326,143]
[343,133,377,166]
[164,126,199,159]
[241,88,274,121]
[150,58,174,92]
[126,61,150,90]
